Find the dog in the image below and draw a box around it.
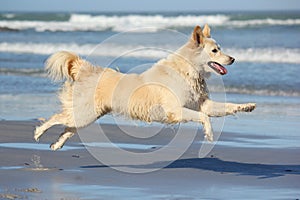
[34,24,256,150]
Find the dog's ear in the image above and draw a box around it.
[203,24,211,38]
[192,25,204,47]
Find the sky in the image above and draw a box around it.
[1,0,300,12]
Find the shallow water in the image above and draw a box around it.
[0,142,81,151]
[84,142,160,150]
[0,141,163,153]
[59,183,300,200]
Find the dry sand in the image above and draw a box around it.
[0,120,299,199]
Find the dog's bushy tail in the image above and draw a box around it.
[45,51,82,82]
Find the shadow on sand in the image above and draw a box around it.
[165,158,300,178]
[81,157,300,179]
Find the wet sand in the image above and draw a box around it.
[0,121,299,199]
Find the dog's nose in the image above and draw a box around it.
[230,57,235,64]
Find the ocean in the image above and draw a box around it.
[0,11,299,148]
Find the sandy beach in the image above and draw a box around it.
[0,120,299,199]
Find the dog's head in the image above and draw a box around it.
[180,24,234,76]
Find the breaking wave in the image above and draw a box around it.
[0,13,299,32]
[0,42,299,64]
[0,67,45,77]
[212,85,300,97]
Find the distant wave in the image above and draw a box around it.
[0,67,46,77]
[230,18,300,27]
[0,14,229,32]
[226,48,300,64]
[0,42,299,64]
[226,88,300,97]
[2,13,15,19]
[211,85,300,97]
[0,14,299,32]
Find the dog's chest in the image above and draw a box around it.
[184,77,209,110]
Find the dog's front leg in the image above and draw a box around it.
[201,99,256,117]
[173,108,213,141]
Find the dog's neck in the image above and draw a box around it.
[156,54,198,80]
[154,53,208,95]
[175,44,211,78]
[164,50,212,81]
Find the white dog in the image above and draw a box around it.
[34,24,256,150]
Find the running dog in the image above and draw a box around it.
[34,24,256,150]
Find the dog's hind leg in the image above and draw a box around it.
[34,112,70,141]
[49,110,109,150]
[50,127,76,150]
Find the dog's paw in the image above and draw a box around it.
[34,127,42,142]
[205,133,214,142]
[204,126,214,142]
[243,103,256,112]
[50,143,62,151]
[238,103,256,113]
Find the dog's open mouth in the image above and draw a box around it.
[208,61,227,75]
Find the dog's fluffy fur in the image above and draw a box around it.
[34,24,256,150]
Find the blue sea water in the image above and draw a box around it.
[0,11,299,148]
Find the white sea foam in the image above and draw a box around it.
[226,48,300,64]
[230,18,300,27]
[0,14,299,32]
[69,14,230,32]
[0,14,229,32]
[0,42,299,64]
[0,67,45,76]
[0,42,171,59]
[224,87,300,97]
[3,14,15,19]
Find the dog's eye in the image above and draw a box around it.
[212,49,218,53]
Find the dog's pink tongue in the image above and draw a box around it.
[213,62,227,75]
